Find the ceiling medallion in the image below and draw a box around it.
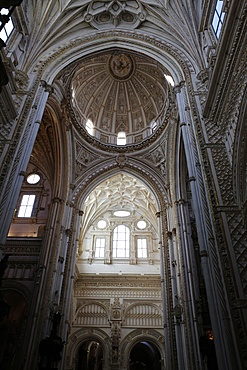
[116,154,127,167]
[82,1,146,29]
[108,54,134,80]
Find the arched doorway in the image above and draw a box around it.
[129,341,161,370]
[0,289,28,370]
[77,340,104,370]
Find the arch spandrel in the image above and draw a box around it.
[68,118,177,213]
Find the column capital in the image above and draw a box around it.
[52,197,63,204]
[65,229,72,237]
[174,80,185,94]
[78,210,84,216]
[40,80,54,96]
[175,198,185,205]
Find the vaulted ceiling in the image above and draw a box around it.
[70,50,169,145]
[80,172,158,240]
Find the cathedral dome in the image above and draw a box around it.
[70,50,172,148]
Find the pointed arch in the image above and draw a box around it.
[71,160,170,212]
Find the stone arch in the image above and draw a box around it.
[120,328,165,370]
[0,282,30,369]
[70,166,167,264]
[1,280,32,304]
[72,160,170,213]
[0,18,197,246]
[122,302,163,328]
[35,31,194,86]
[65,327,111,370]
[36,103,69,200]
[74,301,109,327]
[68,163,170,262]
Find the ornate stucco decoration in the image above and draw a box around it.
[143,139,168,182]
[15,70,30,96]
[111,297,122,321]
[82,0,147,29]
[68,50,174,152]
[116,154,127,168]
[109,54,134,80]
[75,138,102,178]
[196,68,209,110]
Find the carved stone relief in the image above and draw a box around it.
[203,50,247,293]
[74,302,109,326]
[82,1,147,30]
[74,139,101,178]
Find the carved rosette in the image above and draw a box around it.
[82,0,146,29]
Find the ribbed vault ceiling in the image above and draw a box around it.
[80,172,158,240]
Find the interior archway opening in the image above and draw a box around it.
[0,290,28,370]
[76,171,161,271]
[77,340,104,370]
[129,341,161,370]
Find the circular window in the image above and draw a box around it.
[27,173,40,184]
[97,220,107,229]
[137,220,147,229]
[114,210,130,217]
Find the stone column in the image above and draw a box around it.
[156,211,173,369]
[0,82,50,254]
[175,82,235,370]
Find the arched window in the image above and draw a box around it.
[112,225,130,258]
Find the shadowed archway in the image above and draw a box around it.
[77,340,104,370]
[129,341,161,370]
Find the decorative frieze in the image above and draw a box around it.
[74,288,161,299]
[5,238,42,255]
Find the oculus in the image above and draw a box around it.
[114,210,130,217]
[137,220,147,229]
[97,220,107,229]
[27,173,40,184]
